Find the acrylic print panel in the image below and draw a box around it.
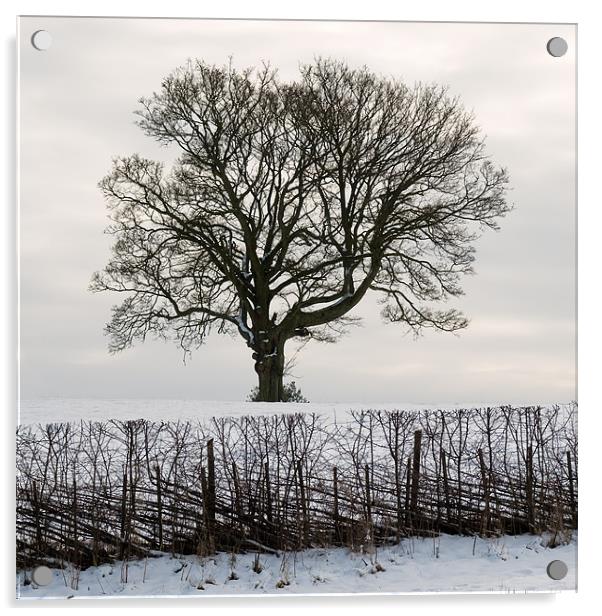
[16,17,577,598]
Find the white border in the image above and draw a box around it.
[3,1,599,614]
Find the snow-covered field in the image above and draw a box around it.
[18,398,565,425]
[17,533,576,598]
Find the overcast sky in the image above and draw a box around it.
[18,17,576,405]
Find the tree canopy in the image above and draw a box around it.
[91,58,510,401]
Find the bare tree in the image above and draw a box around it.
[91,58,510,401]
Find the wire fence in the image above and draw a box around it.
[16,404,577,570]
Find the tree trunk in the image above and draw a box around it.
[254,338,286,402]
[256,367,284,402]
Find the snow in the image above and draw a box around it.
[17,398,567,426]
[234,314,254,345]
[16,533,576,599]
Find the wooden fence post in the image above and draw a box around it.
[394,457,403,539]
[364,463,372,528]
[31,480,43,552]
[72,476,79,567]
[333,466,341,544]
[119,471,128,560]
[404,455,412,525]
[477,448,491,535]
[410,430,422,524]
[231,461,243,534]
[155,465,163,551]
[566,450,577,527]
[440,449,451,527]
[525,445,535,532]
[204,439,216,552]
[207,439,216,527]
